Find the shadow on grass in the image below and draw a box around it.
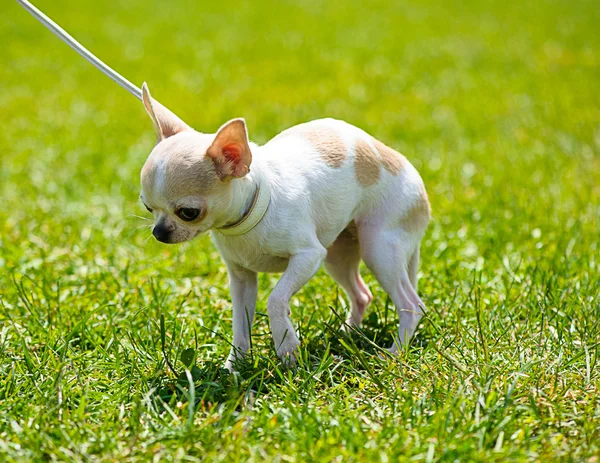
[149,308,428,411]
[307,307,428,357]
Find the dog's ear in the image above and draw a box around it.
[206,118,252,180]
[142,82,191,141]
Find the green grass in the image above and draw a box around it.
[1,0,599,461]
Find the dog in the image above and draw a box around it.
[138,83,430,370]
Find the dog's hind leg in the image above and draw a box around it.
[407,246,420,291]
[359,225,426,352]
[325,226,372,328]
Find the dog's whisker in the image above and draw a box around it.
[132,223,153,233]
[128,214,152,222]
[122,223,153,241]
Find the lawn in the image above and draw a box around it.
[1,0,599,461]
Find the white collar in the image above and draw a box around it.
[216,176,271,236]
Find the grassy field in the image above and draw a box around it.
[1,0,599,461]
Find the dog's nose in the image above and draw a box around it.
[152,225,172,243]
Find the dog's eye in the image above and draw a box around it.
[176,208,200,222]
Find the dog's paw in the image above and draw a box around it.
[376,343,401,360]
[269,313,300,366]
[275,336,299,367]
[224,348,247,372]
[224,357,236,372]
[340,319,360,334]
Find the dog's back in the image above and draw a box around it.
[260,118,430,248]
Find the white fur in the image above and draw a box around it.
[141,112,430,370]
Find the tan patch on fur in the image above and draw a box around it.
[141,133,220,202]
[372,139,405,175]
[344,220,359,240]
[302,129,346,168]
[401,186,431,232]
[273,124,346,168]
[164,155,219,199]
[354,139,381,186]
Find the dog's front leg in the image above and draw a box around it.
[224,263,258,371]
[268,246,326,365]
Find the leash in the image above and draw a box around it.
[15,0,142,101]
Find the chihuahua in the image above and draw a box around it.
[139,83,430,370]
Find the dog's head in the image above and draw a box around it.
[139,83,252,244]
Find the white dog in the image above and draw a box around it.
[139,83,430,370]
